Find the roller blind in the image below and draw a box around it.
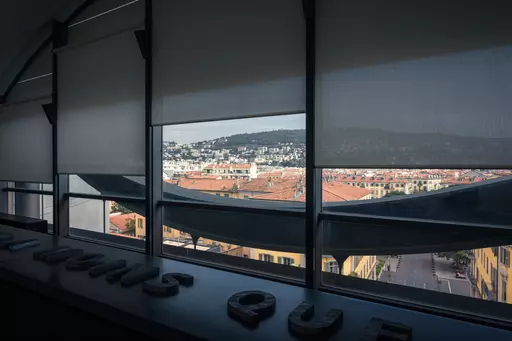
[58,30,145,175]
[0,101,52,183]
[316,1,512,168]
[152,0,305,126]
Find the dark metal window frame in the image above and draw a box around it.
[1,0,511,330]
[2,187,53,196]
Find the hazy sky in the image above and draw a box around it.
[163,113,305,144]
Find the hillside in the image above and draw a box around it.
[214,129,305,148]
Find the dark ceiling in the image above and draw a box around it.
[0,0,82,94]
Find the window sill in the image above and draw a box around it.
[0,225,511,341]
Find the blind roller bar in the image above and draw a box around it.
[151,109,305,127]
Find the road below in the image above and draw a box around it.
[378,253,472,296]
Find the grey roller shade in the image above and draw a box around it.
[315,1,512,168]
[0,100,52,183]
[152,0,305,126]
[58,30,145,175]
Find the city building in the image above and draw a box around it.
[202,163,258,179]
[323,255,377,280]
[338,175,414,199]
[109,212,142,237]
[471,247,511,303]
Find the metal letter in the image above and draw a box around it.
[288,302,343,339]
[89,260,127,278]
[143,272,194,297]
[227,291,276,328]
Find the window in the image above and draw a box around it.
[68,196,144,249]
[501,247,511,268]
[503,279,508,302]
[259,254,274,263]
[316,0,512,317]
[327,261,339,274]
[279,257,294,266]
[322,168,512,306]
[161,115,306,281]
[2,182,54,232]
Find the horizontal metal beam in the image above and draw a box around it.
[321,274,512,331]
[64,192,145,203]
[2,188,53,196]
[158,199,305,218]
[319,211,510,231]
[162,245,303,287]
[68,227,145,251]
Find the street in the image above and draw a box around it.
[379,253,472,297]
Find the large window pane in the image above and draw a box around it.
[161,114,305,280]
[162,206,305,281]
[69,197,144,249]
[322,168,512,227]
[2,183,53,233]
[162,114,306,205]
[70,198,107,234]
[321,168,512,308]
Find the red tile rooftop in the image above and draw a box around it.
[109,213,139,232]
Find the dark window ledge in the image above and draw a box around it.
[0,225,511,341]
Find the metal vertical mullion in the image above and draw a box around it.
[52,20,70,237]
[103,200,106,234]
[304,0,322,289]
[52,24,58,235]
[0,182,8,214]
[144,0,155,255]
[496,247,500,301]
[152,126,163,256]
[52,25,62,236]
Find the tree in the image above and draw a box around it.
[349,271,359,277]
[439,250,471,269]
[125,218,136,235]
[384,191,406,198]
[111,202,131,214]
